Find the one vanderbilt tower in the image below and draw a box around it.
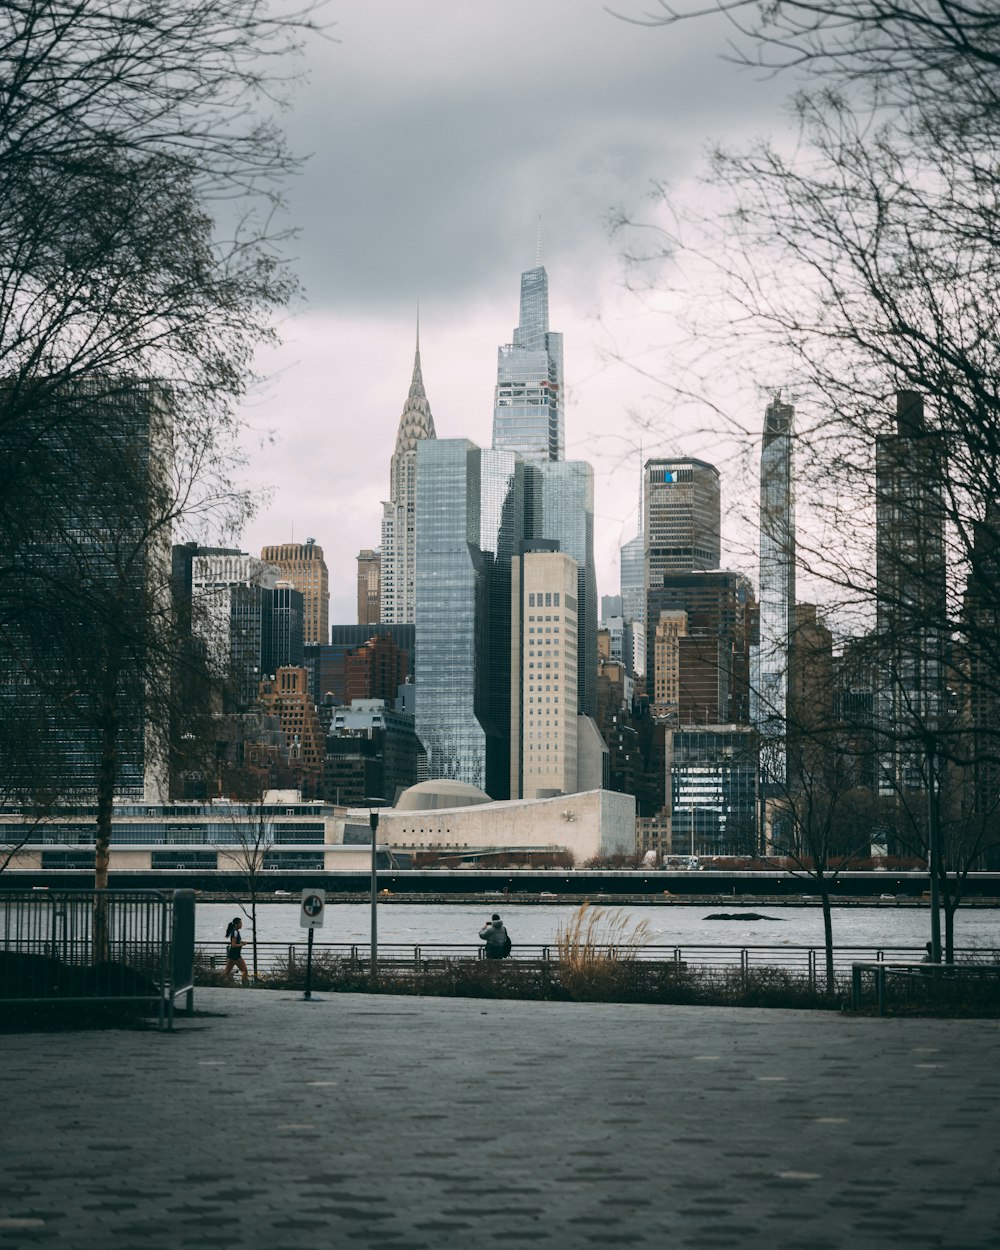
[492,252,564,461]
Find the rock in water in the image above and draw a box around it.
[704,912,782,922]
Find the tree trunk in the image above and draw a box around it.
[250,893,258,981]
[942,877,962,964]
[820,883,836,996]
[93,680,120,961]
[95,712,117,892]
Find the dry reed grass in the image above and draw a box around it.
[555,902,652,967]
[554,902,651,997]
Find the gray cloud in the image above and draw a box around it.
[280,0,789,314]
[236,0,795,621]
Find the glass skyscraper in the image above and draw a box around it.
[621,531,645,681]
[492,265,564,462]
[530,461,598,717]
[415,439,508,795]
[751,398,796,781]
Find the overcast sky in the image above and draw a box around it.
[234,0,794,622]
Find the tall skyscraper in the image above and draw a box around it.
[356,548,381,625]
[492,264,564,462]
[414,439,494,794]
[191,551,279,711]
[490,256,597,719]
[260,539,329,646]
[381,327,437,624]
[620,457,646,686]
[751,397,796,780]
[646,571,755,724]
[510,543,580,799]
[269,581,304,673]
[0,378,171,803]
[652,609,688,719]
[644,458,721,592]
[875,390,946,793]
[479,448,532,792]
[530,460,598,718]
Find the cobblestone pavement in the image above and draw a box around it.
[2,989,999,1249]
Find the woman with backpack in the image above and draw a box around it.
[479,913,512,960]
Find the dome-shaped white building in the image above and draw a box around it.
[394,779,493,812]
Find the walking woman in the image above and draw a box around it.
[223,917,249,986]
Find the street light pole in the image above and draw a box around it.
[926,735,943,963]
[364,797,388,990]
[369,807,379,988]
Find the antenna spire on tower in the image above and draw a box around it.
[536,214,543,267]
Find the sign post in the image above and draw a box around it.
[300,889,326,1001]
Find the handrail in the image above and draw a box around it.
[194,939,1000,978]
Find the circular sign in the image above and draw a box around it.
[302,894,324,917]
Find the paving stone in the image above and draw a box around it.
[4,989,1000,1248]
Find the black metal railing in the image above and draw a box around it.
[195,938,1000,993]
[0,889,195,1029]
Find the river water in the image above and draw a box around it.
[198,899,1000,952]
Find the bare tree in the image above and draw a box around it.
[615,0,1000,107]
[0,1,322,886]
[215,791,277,980]
[611,0,1000,960]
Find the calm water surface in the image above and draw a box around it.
[198,900,1000,951]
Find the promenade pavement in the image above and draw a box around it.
[2,988,999,1249]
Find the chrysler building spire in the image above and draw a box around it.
[381,321,437,623]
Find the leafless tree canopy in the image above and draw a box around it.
[610,1,1000,942]
[0,2,322,881]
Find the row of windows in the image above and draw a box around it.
[528,592,560,607]
[37,850,328,869]
[9,824,327,846]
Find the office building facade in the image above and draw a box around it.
[191,551,279,711]
[652,609,688,718]
[875,391,946,793]
[260,539,329,646]
[510,545,580,799]
[530,460,598,718]
[0,378,170,803]
[356,548,381,625]
[646,571,755,723]
[667,725,757,856]
[644,458,721,592]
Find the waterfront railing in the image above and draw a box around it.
[0,889,196,1028]
[196,938,1000,986]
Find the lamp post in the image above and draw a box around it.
[926,736,943,963]
[364,797,388,988]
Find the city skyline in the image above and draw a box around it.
[232,1,792,623]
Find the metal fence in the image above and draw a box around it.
[851,960,1000,1015]
[0,890,196,1029]
[198,938,1000,991]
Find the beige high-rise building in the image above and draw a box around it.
[260,539,329,645]
[653,609,688,719]
[356,548,381,625]
[511,545,579,799]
